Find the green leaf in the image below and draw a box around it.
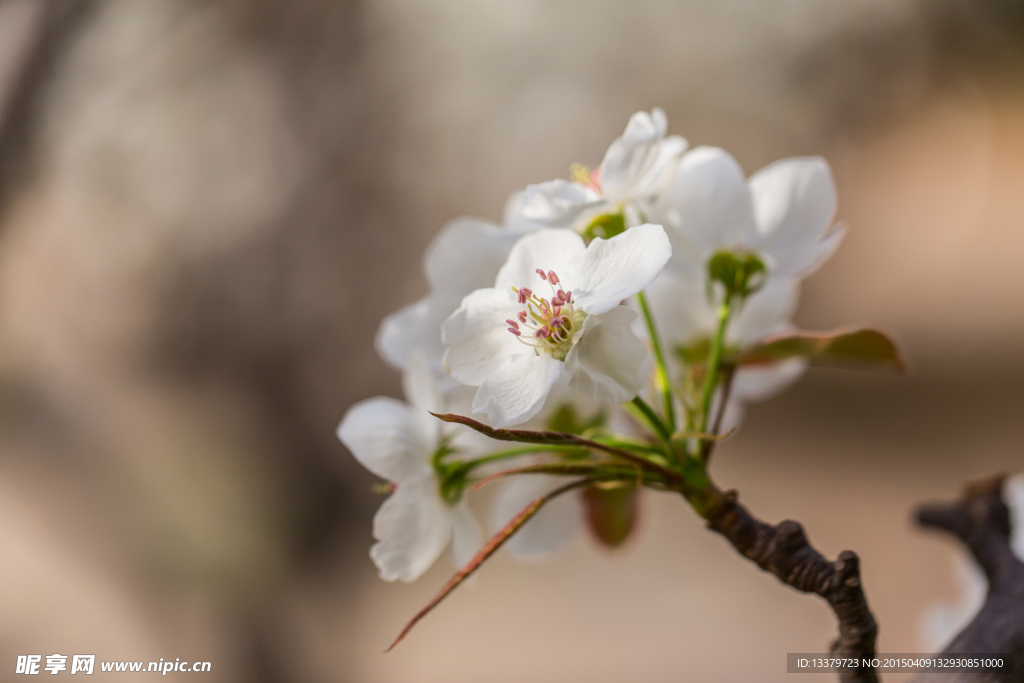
[735,327,905,373]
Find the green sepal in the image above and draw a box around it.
[546,402,606,436]
[580,212,627,241]
[707,250,766,300]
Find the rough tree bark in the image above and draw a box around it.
[700,487,879,683]
[698,474,1023,683]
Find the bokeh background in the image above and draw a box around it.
[0,0,1022,681]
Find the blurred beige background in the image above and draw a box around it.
[0,0,1022,681]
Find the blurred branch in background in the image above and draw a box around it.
[914,477,1024,682]
[0,0,90,215]
[794,0,1024,138]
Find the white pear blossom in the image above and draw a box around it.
[442,224,672,428]
[376,213,534,381]
[654,146,844,279]
[643,268,805,431]
[640,147,844,431]
[336,353,483,582]
[516,109,687,230]
[917,475,1024,652]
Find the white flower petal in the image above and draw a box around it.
[728,277,799,346]
[630,134,689,198]
[504,190,552,234]
[493,474,582,561]
[731,360,805,403]
[450,502,484,569]
[643,269,717,349]
[442,287,522,386]
[370,480,451,582]
[444,384,508,453]
[542,370,611,425]
[337,396,431,484]
[567,223,672,315]
[402,350,442,415]
[659,146,756,264]
[599,108,668,198]
[376,295,455,371]
[425,218,519,297]
[472,353,564,428]
[771,223,847,278]
[494,228,586,291]
[402,350,443,445]
[565,307,650,404]
[519,179,602,227]
[748,156,838,273]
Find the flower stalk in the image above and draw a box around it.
[698,295,733,437]
[636,290,676,433]
[628,395,673,446]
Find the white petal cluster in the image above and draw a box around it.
[376,215,531,382]
[442,224,670,428]
[338,108,847,578]
[337,354,482,581]
[516,108,687,231]
[645,146,844,426]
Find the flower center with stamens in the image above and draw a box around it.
[506,269,586,362]
[570,163,603,193]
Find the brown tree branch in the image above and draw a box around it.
[0,0,91,217]
[915,475,1024,683]
[696,485,879,683]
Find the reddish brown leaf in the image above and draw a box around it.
[583,483,640,548]
[735,327,904,373]
[431,412,684,484]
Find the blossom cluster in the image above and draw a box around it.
[338,108,845,583]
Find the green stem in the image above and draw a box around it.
[636,291,676,433]
[462,444,579,469]
[698,296,732,435]
[437,444,583,502]
[701,364,735,465]
[629,395,672,444]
